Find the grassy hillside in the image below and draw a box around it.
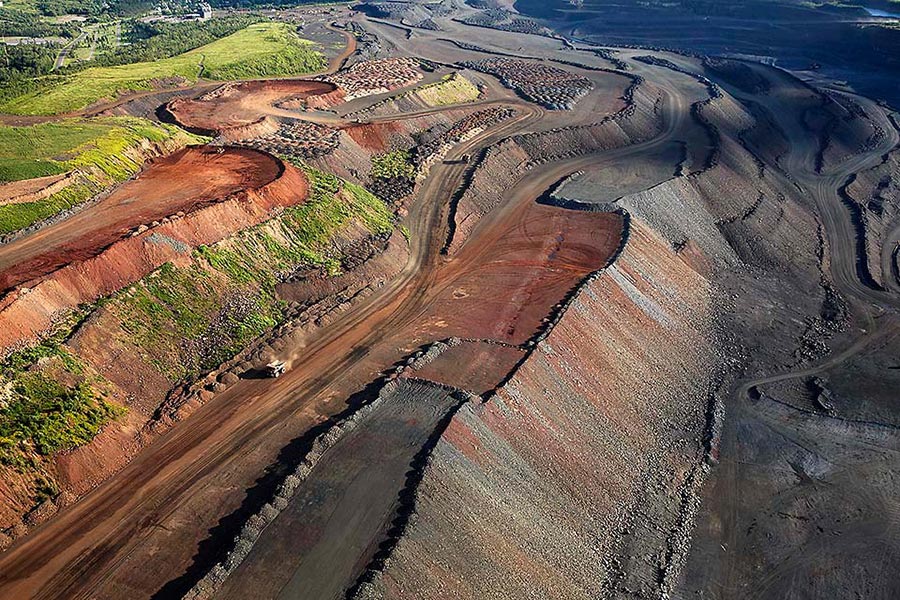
[0,22,326,115]
[0,116,202,234]
[414,73,480,107]
[0,309,125,476]
[0,116,191,182]
[109,164,394,380]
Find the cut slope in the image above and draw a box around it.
[355,222,718,599]
[0,146,282,294]
[0,147,305,354]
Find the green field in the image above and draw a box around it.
[1,22,326,116]
[0,116,195,183]
[414,73,480,107]
[0,116,200,234]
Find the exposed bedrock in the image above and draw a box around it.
[354,221,721,599]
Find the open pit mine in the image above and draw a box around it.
[0,2,899,600]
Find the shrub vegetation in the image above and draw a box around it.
[0,310,125,470]
[108,164,394,380]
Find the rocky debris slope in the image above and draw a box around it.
[185,378,467,600]
[318,57,424,102]
[456,8,555,37]
[239,121,341,159]
[353,221,720,599]
[447,76,662,253]
[844,148,900,289]
[461,58,594,110]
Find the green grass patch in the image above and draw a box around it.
[414,73,480,107]
[199,22,326,80]
[0,116,200,235]
[0,309,125,470]
[0,116,195,183]
[0,182,92,235]
[108,164,394,381]
[0,22,326,115]
[370,150,416,180]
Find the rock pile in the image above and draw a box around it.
[414,106,516,167]
[458,9,553,37]
[460,58,593,109]
[238,121,340,159]
[323,57,423,101]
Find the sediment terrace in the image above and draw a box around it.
[0,146,303,352]
[164,80,339,138]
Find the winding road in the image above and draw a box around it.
[1,8,898,600]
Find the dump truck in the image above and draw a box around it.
[265,360,286,378]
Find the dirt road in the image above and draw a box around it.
[0,34,691,594]
[682,61,900,599]
[0,97,546,600]
[0,147,281,294]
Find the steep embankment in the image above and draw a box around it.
[354,221,719,599]
[844,149,900,289]
[0,147,301,353]
[447,74,661,254]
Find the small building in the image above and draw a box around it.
[199,2,212,21]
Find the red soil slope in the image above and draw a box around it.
[0,147,307,353]
[417,202,623,346]
[0,146,281,294]
[359,223,718,599]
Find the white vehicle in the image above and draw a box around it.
[265,361,286,378]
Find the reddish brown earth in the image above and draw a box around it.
[0,173,72,206]
[0,146,307,352]
[419,202,623,346]
[165,80,338,137]
[406,340,526,395]
[0,146,281,294]
[342,121,404,152]
[358,223,718,600]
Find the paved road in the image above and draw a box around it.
[53,30,87,69]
